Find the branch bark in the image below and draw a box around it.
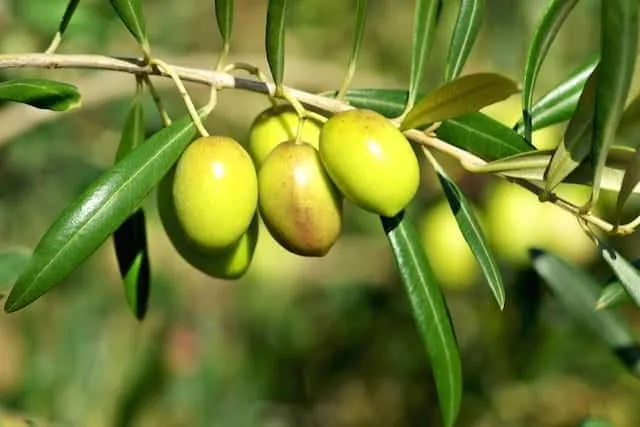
[0,52,621,234]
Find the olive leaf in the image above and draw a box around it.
[382,213,462,427]
[407,0,440,110]
[590,0,638,204]
[470,146,640,194]
[515,57,598,134]
[214,0,234,46]
[531,249,640,377]
[615,146,640,221]
[113,95,150,320]
[543,66,598,193]
[436,112,534,161]
[265,0,287,88]
[55,0,81,37]
[521,0,580,143]
[445,0,484,81]
[4,115,198,313]
[401,73,519,130]
[598,240,640,309]
[425,149,505,309]
[109,0,149,53]
[596,282,628,310]
[0,79,81,111]
[337,0,368,98]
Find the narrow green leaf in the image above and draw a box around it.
[543,67,598,192]
[401,73,519,130]
[617,91,640,143]
[113,96,150,320]
[113,210,150,320]
[407,0,440,109]
[116,95,145,162]
[591,0,638,202]
[337,88,408,118]
[427,151,505,309]
[437,112,534,161]
[0,251,31,292]
[598,240,640,309]
[522,0,580,143]
[381,213,462,427]
[337,0,368,98]
[445,0,484,81]
[516,57,598,134]
[530,249,640,376]
[471,145,640,194]
[265,0,287,87]
[596,282,628,310]
[616,146,640,218]
[109,0,149,51]
[0,79,80,111]
[57,0,81,34]
[4,115,198,313]
[214,0,234,45]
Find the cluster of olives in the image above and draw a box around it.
[157,105,420,279]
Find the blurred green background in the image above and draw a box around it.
[1,0,640,426]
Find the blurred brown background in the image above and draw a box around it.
[0,0,639,426]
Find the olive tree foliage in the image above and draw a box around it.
[0,0,640,425]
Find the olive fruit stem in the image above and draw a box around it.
[150,58,210,137]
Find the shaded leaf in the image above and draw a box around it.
[617,91,640,144]
[115,94,145,162]
[4,115,198,313]
[598,240,640,309]
[522,0,580,142]
[516,57,598,134]
[425,149,505,309]
[445,0,484,81]
[471,146,640,194]
[543,66,598,192]
[590,0,638,202]
[437,112,534,161]
[531,249,640,376]
[114,210,150,320]
[214,0,234,45]
[265,0,287,87]
[407,0,440,109]
[0,79,80,111]
[596,282,628,310]
[402,73,519,130]
[109,0,149,51]
[616,146,640,219]
[57,0,81,34]
[382,213,462,427]
[113,96,150,320]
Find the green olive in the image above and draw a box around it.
[319,109,420,217]
[248,104,322,167]
[258,141,342,257]
[158,166,259,279]
[170,135,258,249]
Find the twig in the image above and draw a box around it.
[0,52,630,235]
